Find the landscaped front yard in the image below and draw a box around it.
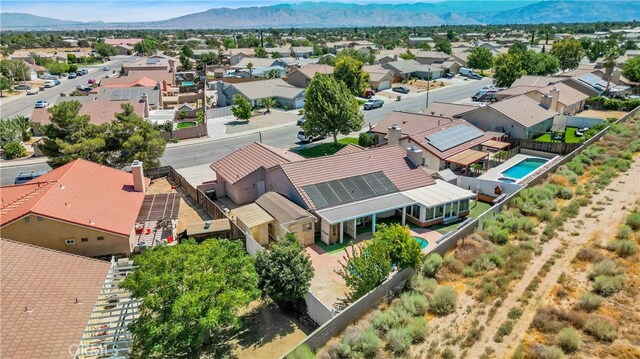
[293,137,359,158]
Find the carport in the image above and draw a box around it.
[445,149,489,176]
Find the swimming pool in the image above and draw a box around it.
[501,158,548,180]
[413,237,429,250]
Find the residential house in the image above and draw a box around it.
[23,61,46,80]
[114,44,133,55]
[408,37,434,47]
[451,51,470,67]
[255,191,315,246]
[414,51,451,65]
[0,239,111,358]
[148,53,179,73]
[425,101,479,119]
[372,111,503,172]
[286,64,334,88]
[95,86,162,110]
[225,48,256,66]
[30,100,146,135]
[363,65,394,91]
[383,60,443,81]
[214,78,306,109]
[458,95,558,139]
[510,75,566,88]
[210,142,304,205]
[292,46,314,58]
[524,82,591,115]
[438,60,462,75]
[234,57,291,70]
[0,159,150,258]
[265,47,293,57]
[123,58,171,75]
[104,38,142,46]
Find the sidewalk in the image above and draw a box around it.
[0,156,49,168]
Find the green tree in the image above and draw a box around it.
[493,52,526,87]
[0,59,30,83]
[271,51,283,59]
[255,233,314,305]
[435,39,452,55]
[231,94,252,121]
[255,47,268,58]
[223,36,236,49]
[337,240,392,301]
[121,239,260,358]
[0,76,11,97]
[66,53,77,63]
[508,41,528,55]
[0,117,24,146]
[3,141,26,159]
[261,97,276,113]
[246,61,254,78]
[302,74,364,144]
[373,224,423,270]
[398,50,416,60]
[337,48,375,65]
[134,38,159,56]
[45,61,69,75]
[179,53,193,70]
[622,56,640,82]
[550,38,583,72]
[467,47,493,75]
[94,41,117,57]
[334,56,370,96]
[266,69,279,79]
[181,44,194,58]
[602,50,617,94]
[524,51,560,75]
[13,115,31,141]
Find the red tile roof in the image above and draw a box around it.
[334,143,366,155]
[99,76,158,88]
[30,100,145,126]
[211,142,304,185]
[407,120,495,160]
[279,145,435,209]
[0,159,150,236]
[372,111,457,136]
[0,238,110,359]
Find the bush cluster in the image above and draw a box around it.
[583,317,617,342]
[556,327,581,353]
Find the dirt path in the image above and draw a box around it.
[467,158,640,358]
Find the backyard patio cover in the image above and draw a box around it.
[481,139,510,150]
[231,203,274,228]
[446,149,489,166]
[403,180,477,206]
[316,193,416,224]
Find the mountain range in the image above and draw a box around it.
[2,1,639,30]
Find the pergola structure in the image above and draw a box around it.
[75,258,138,359]
[445,149,490,176]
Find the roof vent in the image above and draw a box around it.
[89,219,95,225]
[59,184,65,189]
[24,307,34,315]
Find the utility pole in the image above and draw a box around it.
[425,66,431,109]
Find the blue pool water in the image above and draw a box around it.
[413,237,429,250]
[501,158,548,180]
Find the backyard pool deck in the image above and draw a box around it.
[479,154,550,183]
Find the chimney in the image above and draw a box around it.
[407,145,423,167]
[215,81,227,107]
[539,93,552,110]
[550,86,559,111]
[131,160,146,193]
[387,124,402,146]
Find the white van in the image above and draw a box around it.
[43,80,55,88]
[460,67,482,79]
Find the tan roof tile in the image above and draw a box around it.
[487,95,558,128]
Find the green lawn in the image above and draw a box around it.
[535,127,582,144]
[469,200,492,219]
[177,121,197,129]
[315,238,352,254]
[293,137,359,158]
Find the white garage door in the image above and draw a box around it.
[295,97,305,109]
[378,80,391,91]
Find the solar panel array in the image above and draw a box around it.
[110,88,148,101]
[303,171,398,209]
[426,124,484,152]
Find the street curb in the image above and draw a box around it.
[166,120,300,148]
[0,157,49,168]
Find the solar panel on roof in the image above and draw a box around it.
[302,171,398,209]
[426,124,484,152]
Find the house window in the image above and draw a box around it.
[65,239,75,245]
[81,238,89,242]
[422,157,429,166]
[425,207,435,220]
[435,205,444,218]
[303,223,312,231]
[408,204,420,218]
[97,236,104,241]
[37,216,44,222]
[459,199,470,212]
[24,217,31,223]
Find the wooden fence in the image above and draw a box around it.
[506,137,581,155]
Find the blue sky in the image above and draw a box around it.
[2,0,445,22]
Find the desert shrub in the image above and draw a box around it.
[626,212,640,231]
[557,187,574,200]
[287,344,315,359]
[422,253,443,277]
[629,140,640,152]
[589,259,624,279]
[441,348,455,359]
[481,225,509,244]
[557,169,578,184]
[357,328,382,357]
[371,307,410,333]
[508,307,523,319]
[338,325,381,358]
[583,144,606,160]
[566,160,585,175]
[532,345,567,359]
[578,292,603,312]
[583,317,617,342]
[494,319,514,342]
[576,248,599,262]
[409,274,438,295]
[463,267,476,277]
[607,240,638,257]
[550,174,570,187]
[616,225,633,239]
[400,292,429,316]
[406,317,429,343]
[511,186,558,218]
[556,327,581,353]
[338,325,362,357]
[531,307,586,334]
[592,275,625,296]
[619,150,632,160]
[430,286,458,316]
[386,327,412,354]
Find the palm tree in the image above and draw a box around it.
[247,62,254,78]
[603,50,617,96]
[14,115,31,141]
[261,97,276,114]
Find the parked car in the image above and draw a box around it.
[297,130,325,143]
[88,78,96,84]
[14,170,48,185]
[103,66,110,71]
[34,100,49,108]
[68,73,77,79]
[77,69,88,75]
[297,117,306,126]
[26,87,40,95]
[468,73,483,80]
[363,89,376,99]
[54,79,61,86]
[442,73,455,79]
[76,84,92,91]
[13,84,31,91]
[43,80,56,88]
[363,99,384,110]
[472,89,497,102]
[392,86,410,94]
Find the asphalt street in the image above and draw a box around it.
[0,77,492,185]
